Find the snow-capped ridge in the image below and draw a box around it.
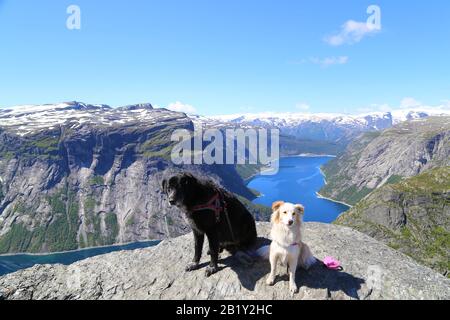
[0,102,182,136]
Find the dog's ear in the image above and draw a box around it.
[271,210,281,225]
[271,201,284,225]
[272,201,285,212]
[294,204,305,215]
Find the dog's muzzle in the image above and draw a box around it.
[167,191,178,206]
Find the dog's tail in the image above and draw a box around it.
[253,245,270,260]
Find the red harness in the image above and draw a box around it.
[190,193,224,222]
[190,192,237,244]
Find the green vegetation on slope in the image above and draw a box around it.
[320,118,450,206]
[236,195,272,222]
[320,131,380,205]
[392,167,450,193]
[0,189,80,253]
[89,175,105,186]
[279,135,345,157]
[139,128,177,160]
[82,196,119,248]
[0,135,62,161]
[335,167,450,276]
[0,184,121,253]
[235,164,264,181]
[104,213,119,245]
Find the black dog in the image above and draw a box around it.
[162,172,257,277]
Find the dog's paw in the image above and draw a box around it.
[207,249,223,256]
[266,276,275,286]
[185,262,200,272]
[205,265,219,277]
[289,283,299,294]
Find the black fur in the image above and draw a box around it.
[161,172,257,277]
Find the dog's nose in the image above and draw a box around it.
[288,220,294,226]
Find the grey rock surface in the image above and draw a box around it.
[335,167,450,275]
[1,222,448,300]
[321,117,450,205]
[0,104,256,253]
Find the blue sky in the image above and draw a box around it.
[0,0,449,115]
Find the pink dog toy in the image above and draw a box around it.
[322,256,343,271]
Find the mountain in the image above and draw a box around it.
[194,110,448,157]
[335,167,450,276]
[390,108,450,124]
[1,222,449,300]
[1,102,449,254]
[202,112,394,143]
[0,102,259,254]
[200,109,450,151]
[320,117,450,205]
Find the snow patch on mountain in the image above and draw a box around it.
[206,108,450,129]
[2,101,450,139]
[0,102,184,136]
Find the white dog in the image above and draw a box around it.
[262,201,316,294]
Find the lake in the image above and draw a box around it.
[0,240,159,277]
[247,156,350,223]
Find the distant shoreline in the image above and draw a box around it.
[315,192,353,208]
[0,239,159,258]
[246,154,351,209]
[319,167,328,185]
[245,154,337,182]
[292,153,337,158]
[315,161,352,207]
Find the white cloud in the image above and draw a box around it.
[357,103,391,114]
[290,56,349,68]
[295,103,311,111]
[400,97,422,109]
[324,20,380,46]
[310,56,349,68]
[358,98,450,116]
[165,101,196,114]
[288,59,308,65]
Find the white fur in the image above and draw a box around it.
[265,202,317,294]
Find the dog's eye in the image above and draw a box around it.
[283,211,287,214]
[292,212,296,216]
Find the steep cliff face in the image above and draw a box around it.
[320,117,450,205]
[0,103,257,254]
[1,223,448,300]
[335,167,450,276]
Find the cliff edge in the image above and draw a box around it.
[0,223,448,300]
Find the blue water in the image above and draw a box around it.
[0,240,159,277]
[247,156,350,223]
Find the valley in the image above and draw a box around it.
[0,101,449,280]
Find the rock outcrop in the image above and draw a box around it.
[1,223,448,300]
[320,117,450,205]
[0,103,257,254]
[335,167,450,276]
